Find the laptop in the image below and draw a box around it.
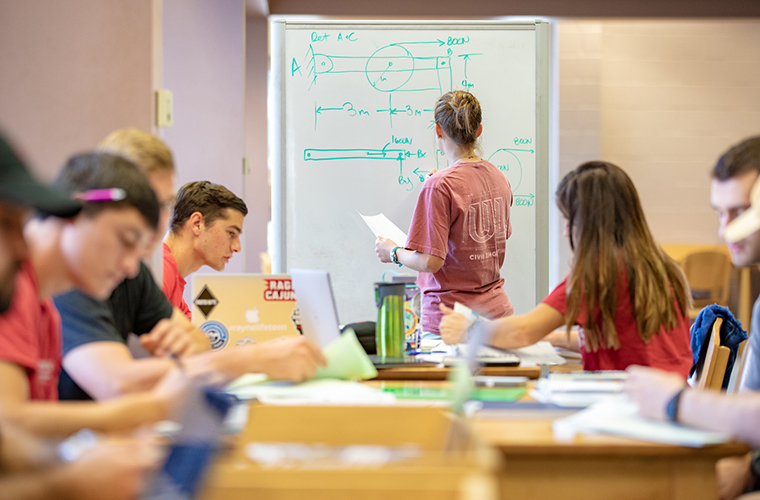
[191,273,301,350]
[289,269,434,368]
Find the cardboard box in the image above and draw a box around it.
[201,405,499,500]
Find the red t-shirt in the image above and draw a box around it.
[162,243,191,319]
[543,272,692,377]
[0,260,61,400]
[406,160,514,335]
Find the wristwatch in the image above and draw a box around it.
[665,387,687,422]
[390,246,403,267]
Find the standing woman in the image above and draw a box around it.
[375,91,514,340]
[440,161,693,376]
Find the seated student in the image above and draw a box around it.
[440,161,693,376]
[1,423,157,500]
[55,129,325,401]
[0,134,159,500]
[0,150,192,437]
[162,181,247,317]
[628,136,760,500]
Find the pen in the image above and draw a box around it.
[74,188,127,202]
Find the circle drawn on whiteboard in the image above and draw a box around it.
[313,54,334,74]
[487,149,523,193]
[365,45,414,92]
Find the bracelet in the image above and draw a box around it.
[665,387,687,423]
[390,246,403,267]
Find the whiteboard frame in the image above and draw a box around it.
[271,19,551,306]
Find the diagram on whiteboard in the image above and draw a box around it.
[289,31,536,201]
[292,40,472,93]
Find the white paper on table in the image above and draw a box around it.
[552,395,731,447]
[511,342,567,366]
[224,376,396,406]
[359,212,408,246]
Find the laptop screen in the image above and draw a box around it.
[290,269,342,348]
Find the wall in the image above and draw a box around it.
[162,0,246,278]
[0,0,153,180]
[244,16,271,273]
[556,19,760,281]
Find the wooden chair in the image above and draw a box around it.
[695,317,731,391]
[727,340,750,394]
[681,250,732,320]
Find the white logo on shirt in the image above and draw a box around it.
[467,197,505,243]
[37,359,55,384]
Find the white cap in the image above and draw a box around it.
[725,176,760,243]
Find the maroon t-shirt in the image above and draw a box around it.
[406,160,514,335]
[543,272,692,377]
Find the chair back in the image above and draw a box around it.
[695,317,731,391]
[682,251,731,309]
[727,340,750,394]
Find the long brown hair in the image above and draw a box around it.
[556,162,691,351]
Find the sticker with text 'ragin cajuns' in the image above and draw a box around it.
[264,278,296,301]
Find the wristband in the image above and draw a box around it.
[390,246,403,267]
[665,387,687,423]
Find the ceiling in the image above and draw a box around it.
[247,0,760,18]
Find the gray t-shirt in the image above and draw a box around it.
[743,295,760,391]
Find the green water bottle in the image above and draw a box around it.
[374,282,406,357]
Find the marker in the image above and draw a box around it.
[75,188,127,202]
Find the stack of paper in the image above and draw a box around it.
[531,372,627,408]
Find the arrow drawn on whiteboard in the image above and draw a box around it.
[390,40,446,47]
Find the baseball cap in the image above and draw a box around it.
[725,175,760,243]
[0,135,82,218]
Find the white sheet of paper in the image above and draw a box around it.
[359,212,408,246]
[224,376,396,406]
[552,395,731,447]
[511,341,567,366]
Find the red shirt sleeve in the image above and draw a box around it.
[542,276,592,327]
[405,177,451,260]
[0,270,40,371]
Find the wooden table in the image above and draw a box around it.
[473,416,748,500]
[661,243,752,329]
[371,364,543,380]
[369,379,750,500]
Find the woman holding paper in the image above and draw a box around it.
[375,91,513,340]
[440,161,693,376]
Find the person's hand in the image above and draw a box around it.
[375,237,397,264]
[54,438,161,500]
[249,336,328,382]
[150,367,194,419]
[140,319,196,358]
[623,365,687,421]
[716,453,754,500]
[184,336,328,383]
[426,168,438,179]
[438,303,472,345]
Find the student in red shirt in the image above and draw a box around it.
[0,151,191,437]
[375,91,514,338]
[162,181,247,318]
[440,161,693,376]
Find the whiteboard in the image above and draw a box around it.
[271,20,550,325]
